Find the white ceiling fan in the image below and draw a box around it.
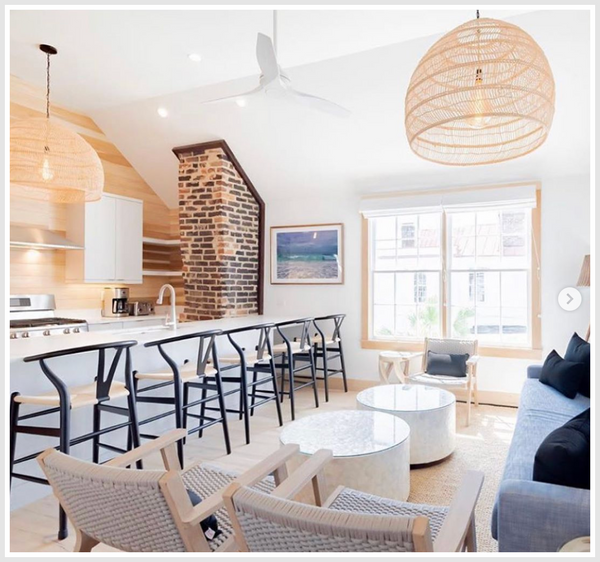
[202,11,351,117]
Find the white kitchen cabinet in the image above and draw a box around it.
[66,193,143,284]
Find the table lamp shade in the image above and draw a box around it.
[577,255,590,287]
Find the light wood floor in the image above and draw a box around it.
[10,385,517,553]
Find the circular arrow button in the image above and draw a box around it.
[558,287,582,312]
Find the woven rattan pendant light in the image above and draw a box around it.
[10,44,104,203]
[405,11,555,166]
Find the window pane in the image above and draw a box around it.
[418,213,441,268]
[501,307,528,345]
[395,273,417,305]
[450,306,475,338]
[373,273,394,305]
[373,305,394,337]
[451,213,476,269]
[374,240,396,270]
[397,216,417,258]
[501,271,527,308]
[450,272,474,308]
[374,217,396,240]
[395,305,417,338]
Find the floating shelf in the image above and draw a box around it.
[142,237,180,246]
[142,269,183,277]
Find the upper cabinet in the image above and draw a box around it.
[66,193,143,284]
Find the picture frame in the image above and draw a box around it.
[270,223,344,285]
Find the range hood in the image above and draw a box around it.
[10,226,83,250]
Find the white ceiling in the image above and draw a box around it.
[10,9,591,208]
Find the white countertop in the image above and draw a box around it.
[56,307,175,324]
[10,315,290,364]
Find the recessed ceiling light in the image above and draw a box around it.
[236,98,247,108]
[157,107,169,118]
[188,53,202,62]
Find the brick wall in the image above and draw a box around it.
[175,142,262,321]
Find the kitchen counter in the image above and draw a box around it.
[10,315,290,363]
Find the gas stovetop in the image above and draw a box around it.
[10,317,87,329]
[9,294,89,339]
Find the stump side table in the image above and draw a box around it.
[357,384,456,465]
[279,410,411,501]
[378,351,421,384]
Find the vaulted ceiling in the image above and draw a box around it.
[10,9,591,207]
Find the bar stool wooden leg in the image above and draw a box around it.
[92,404,101,464]
[338,339,349,393]
[9,393,20,489]
[321,343,330,402]
[309,348,320,409]
[213,370,232,455]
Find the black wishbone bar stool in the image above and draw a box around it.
[136,329,230,466]
[10,340,141,540]
[207,323,283,445]
[310,314,348,402]
[272,318,319,421]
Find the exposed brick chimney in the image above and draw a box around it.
[173,140,264,321]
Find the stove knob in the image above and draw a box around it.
[43,330,51,336]
[73,327,80,334]
[63,328,71,334]
[22,332,29,338]
[10,333,18,339]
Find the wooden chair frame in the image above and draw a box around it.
[413,338,480,426]
[38,429,300,552]
[224,449,484,553]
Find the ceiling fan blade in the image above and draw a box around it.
[285,88,351,118]
[200,86,263,105]
[256,33,280,84]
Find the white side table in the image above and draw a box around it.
[378,351,420,384]
[357,384,456,464]
[279,410,410,501]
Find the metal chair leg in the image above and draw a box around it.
[250,368,258,416]
[198,385,208,438]
[289,355,296,421]
[213,372,232,455]
[338,339,349,393]
[320,343,330,402]
[58,400,71,541]
[92,404,101,464]
[309,348,320,409]
[269,357,284,427]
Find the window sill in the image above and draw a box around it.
[361,339,543,360]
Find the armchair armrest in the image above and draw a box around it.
[466,355,480,366]
[527,365,543,379]
[271,449,333,505]
[105,429,186,469]
[434,470,484,552]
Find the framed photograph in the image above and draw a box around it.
[270,223,344,284]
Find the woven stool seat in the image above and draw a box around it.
[135,363,216,382]
[219,352,271,365]
[14,381,129,410]
[272,341,311,355]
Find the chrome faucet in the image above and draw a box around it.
[157,284,177,330]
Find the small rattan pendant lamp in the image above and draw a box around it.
[405,11,555,166]
[10,44,104,203]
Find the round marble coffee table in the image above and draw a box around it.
[357,385,456,465]
[279,410,410,501]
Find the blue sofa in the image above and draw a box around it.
[491,365,590,552]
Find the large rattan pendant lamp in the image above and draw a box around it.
[405,10,555,166]
[10,44,104,203]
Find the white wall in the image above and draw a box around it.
[264,174,591,398]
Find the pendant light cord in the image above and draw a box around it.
[45,52,51,119]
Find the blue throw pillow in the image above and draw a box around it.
[564,332,590,397]
[540,349,585,399]
[186,488,222,542]
[426,350,469,377]
[533,408,590,489]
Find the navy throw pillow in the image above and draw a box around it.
[186,489,222,542]
[533,408,590,490]
[539,350,585,399]
[564,332,590,397]
[426,350,469,377]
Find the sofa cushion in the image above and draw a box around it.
[533,409,590,490]
[564,332,590,397]
[539,350,585,399]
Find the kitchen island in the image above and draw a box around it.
[9,314,293,509]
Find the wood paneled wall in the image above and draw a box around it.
[10,76,183,309]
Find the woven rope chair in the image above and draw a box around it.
[224,450,484,553]
[408,338,479,426]
[38,429,299,552]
